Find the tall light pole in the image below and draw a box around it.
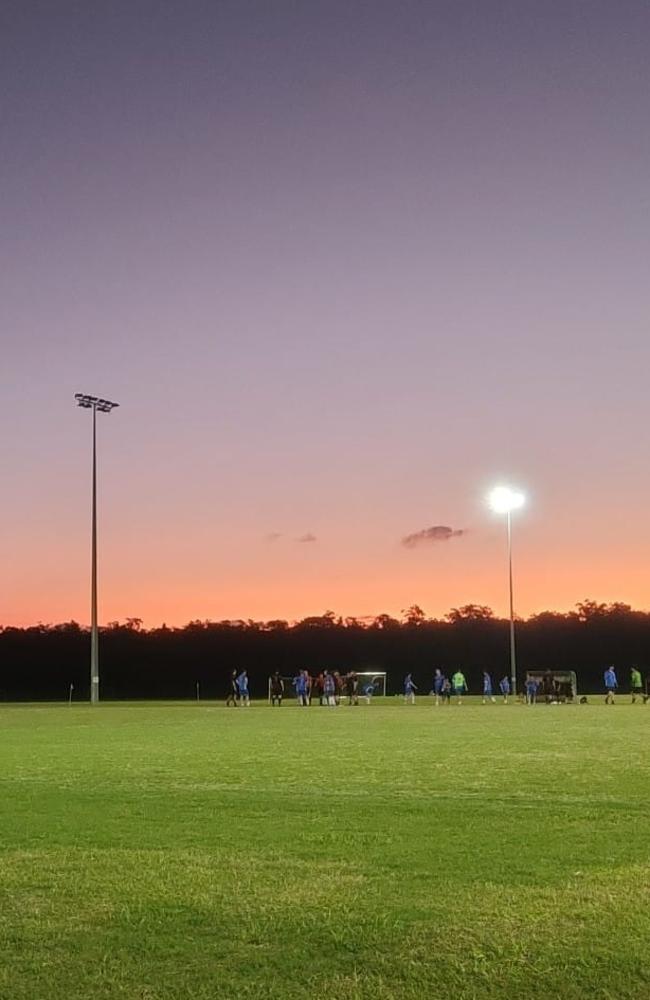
[487,485,526,697]
[75,394,119,704]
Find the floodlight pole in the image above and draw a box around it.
[76,393,119,704]
[90,403,99,704]
[507,510,517,697]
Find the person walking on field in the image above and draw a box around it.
[226,670,239,707]
[630,666,644,704]
[451,670,467,705]
[236,669,250,707]
[404,673,417,705]
[482,671,496,704]
[499,676,510,703]
[604,665,617,704]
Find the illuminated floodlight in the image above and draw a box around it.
[486,483,528,698]
[487,485,526,515]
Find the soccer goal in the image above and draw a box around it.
[526,670,578,702]
[355,672,387,700]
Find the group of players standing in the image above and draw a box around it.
[226,668,372,707]
[272,669,374,706]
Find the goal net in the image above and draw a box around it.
[355,672,387,700]
[526,670,578,702]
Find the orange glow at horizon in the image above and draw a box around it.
[6,536,650,628]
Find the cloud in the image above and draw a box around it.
[401,525,465,548]
[265,532,318,544]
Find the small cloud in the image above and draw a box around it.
[401,525,465,548]
[265,532,283,543]
[297,533,317,543]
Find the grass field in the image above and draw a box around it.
[0,698,648,1000]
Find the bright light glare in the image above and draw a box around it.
[487,485,526,514]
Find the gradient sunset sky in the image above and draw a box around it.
[3,1,650,627]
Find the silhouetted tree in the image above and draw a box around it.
[402,605,426,626]
[446,604,495,622]
[2,599,650,700]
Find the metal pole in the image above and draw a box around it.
[76,394,118,704]
[90,405,99,704]
[507,509,517,697]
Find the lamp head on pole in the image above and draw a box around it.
[75,393,119,413]
[487,485,526,515]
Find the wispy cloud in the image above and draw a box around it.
[401,525,465,548]
[297,533,317,543]
[265,532,283,543]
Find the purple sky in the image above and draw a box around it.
[3,1,650,626]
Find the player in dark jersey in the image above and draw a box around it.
[226,670,239,707]
[346,671,359,705]
[269,671,284,706]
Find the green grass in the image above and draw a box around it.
[0,698,649,999]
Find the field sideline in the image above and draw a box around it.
[0,700,648,999]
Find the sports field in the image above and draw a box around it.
[0,699,648,1000]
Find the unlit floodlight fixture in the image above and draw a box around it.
[75,393,119,412]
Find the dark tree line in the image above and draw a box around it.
[2,601,650,701]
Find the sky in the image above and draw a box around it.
[2,0,650,627]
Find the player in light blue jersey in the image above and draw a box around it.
[499,676,510,704]
[525,674,538,705]
[236,670,250,707]
[604,666,617,704]
[323,670,337,706]
[433,669,445,706]
[293,670,309,707]
[404,673,417,705]
[482,671,496,704]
